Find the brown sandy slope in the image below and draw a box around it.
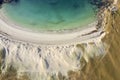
[68,1,120,80]
[0,49,30,80]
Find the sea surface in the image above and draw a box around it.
[2,0,96,31]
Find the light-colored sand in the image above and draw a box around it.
[0,34,106,80]
[114,0,118,4]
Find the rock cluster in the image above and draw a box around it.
[0,0,18,4]
[0,0,11,4]
[90,0,113,8]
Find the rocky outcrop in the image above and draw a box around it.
[0,0,11,4]
[90,0,113,8]
[0,0,19,4]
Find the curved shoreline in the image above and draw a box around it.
[0,7,104,45]
[1,6,97,34]
[2,0,96,32]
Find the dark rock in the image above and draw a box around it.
[89,0,113,8]
[0,0,3,4]
[0,0,19,5]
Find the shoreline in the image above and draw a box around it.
[0,7,97,34]
[2,1,96,33]
[0,6,104,45]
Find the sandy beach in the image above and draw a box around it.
[0,8,105,45]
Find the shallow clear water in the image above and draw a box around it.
[3,0,96,31]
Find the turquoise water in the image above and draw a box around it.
[3,0,96,31]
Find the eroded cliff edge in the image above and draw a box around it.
[68,0,120,80]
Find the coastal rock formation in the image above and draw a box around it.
[90,0,113,8]
[0,0,18,4]
[0,0,11,4]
